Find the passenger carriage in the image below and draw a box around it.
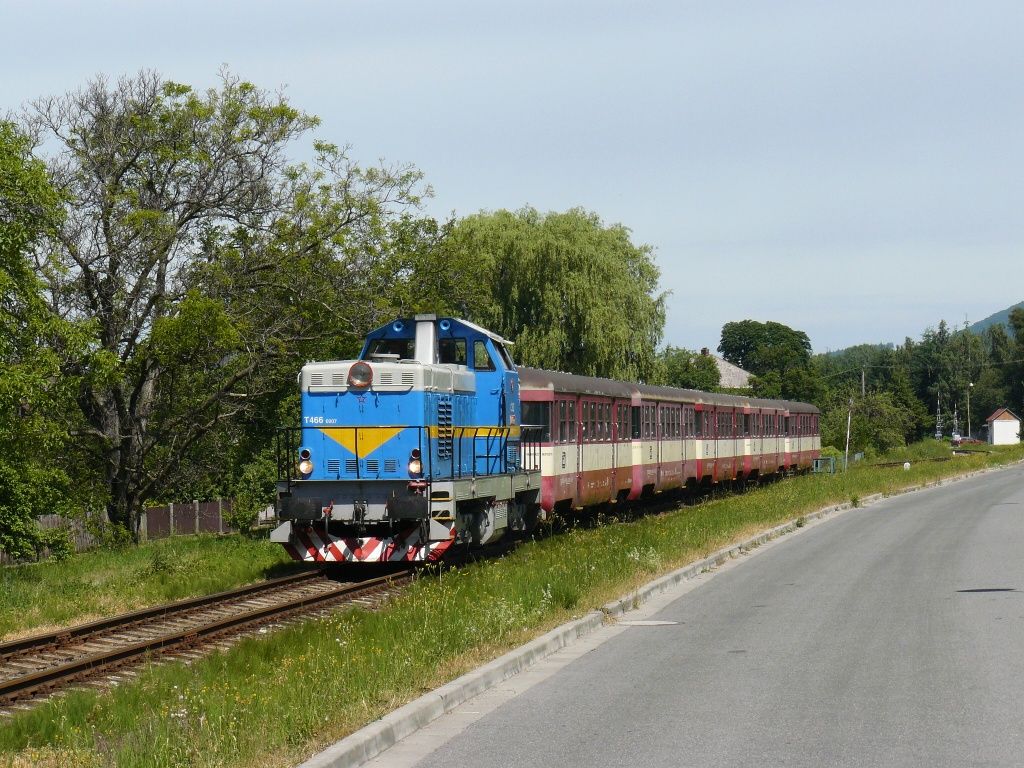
[518,370,820,512]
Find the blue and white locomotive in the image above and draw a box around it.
[271,314,543,562]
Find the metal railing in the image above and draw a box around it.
[276,424,543,492]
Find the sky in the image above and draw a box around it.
[2,0,1022,354]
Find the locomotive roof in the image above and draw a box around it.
[517,366,818,414]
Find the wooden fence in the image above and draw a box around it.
[140,499,235,541]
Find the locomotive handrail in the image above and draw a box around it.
[275,424,541,490]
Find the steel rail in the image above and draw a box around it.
[0,572,410,705]
[0,569,323,662]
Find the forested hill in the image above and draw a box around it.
[969,301,1024,335]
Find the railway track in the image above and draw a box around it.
[0,570,411,709]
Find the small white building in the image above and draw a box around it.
[986,408,1021,445]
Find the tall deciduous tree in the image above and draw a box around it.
[0,121,88,558]
[719,319,818,401]
[436,207,666,381]
[26,71,428,534]
[718,319,812,375]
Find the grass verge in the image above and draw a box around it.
[0,536,297,640]
[2,442,1023,768]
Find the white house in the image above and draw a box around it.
[986,408,1021,445]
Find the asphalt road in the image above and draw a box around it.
[364,464,1024,768]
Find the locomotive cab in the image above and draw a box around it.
[271,315,540,563]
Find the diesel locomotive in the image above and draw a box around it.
[271,314,821,563]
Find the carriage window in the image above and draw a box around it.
[744,414,751,436]
[521,402,551,442]
[569,401,576,442]
[558,400,567,443]
[438,338,467,365]
[473,340,495,371]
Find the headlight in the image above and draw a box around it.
[347,361,373,388]
[408,448,422,475]
[298,448,313,475]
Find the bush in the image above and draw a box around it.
[229,451,277,532]
[37,526,74,562]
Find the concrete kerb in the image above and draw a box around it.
[299,460,1021,768]
[299,612,605,768]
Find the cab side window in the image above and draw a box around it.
[439,338,467,365]
[473,340,495,371]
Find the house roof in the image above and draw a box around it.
[714,356,751,389]
[986,407,1021,423]
[696,350,751,389]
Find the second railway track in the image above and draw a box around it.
[0,569,412,709]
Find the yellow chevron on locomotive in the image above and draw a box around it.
[318,427,406,459]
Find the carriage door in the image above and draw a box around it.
[610,402,618,497]
[576,397,586,504]
[656,403,663,486]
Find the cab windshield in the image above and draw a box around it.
[364,338,414,359]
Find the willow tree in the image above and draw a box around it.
[436,207,665,381]
[26,71,428,535]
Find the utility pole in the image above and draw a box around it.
[861,368,866,397]
[844,397,853,470]
[967,382,973,439]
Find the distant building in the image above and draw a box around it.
[985,408,1021,445]
[700,348,751,390]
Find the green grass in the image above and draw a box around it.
[2,442,1022,768]
[0,536,297,640]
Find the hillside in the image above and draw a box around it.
[968,301,1024,335]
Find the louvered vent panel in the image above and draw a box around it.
[402,372,416,386]
[365,460,379,473]
[385,459,398,473]
[345,460,358,473]
[332,372,346,386]
[379,372,393,385]
[437,399,453,459]
[327,460,340,473]
[310,373,324,386]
